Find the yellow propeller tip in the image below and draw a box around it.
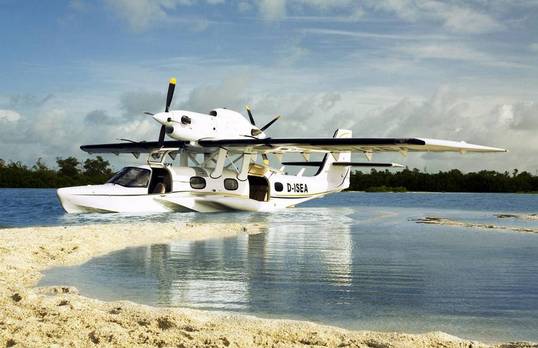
[169,77,176,85]
[246,105,251,110]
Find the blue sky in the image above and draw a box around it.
[1,0,537,172]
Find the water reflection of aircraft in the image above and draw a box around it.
[118,208,429,314]
[57,78,505,213]
[136,209,355,309]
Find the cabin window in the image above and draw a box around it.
[224,178,238,191]
[107,167,150,188]
[190,176,206,189]
[274,182,283,192]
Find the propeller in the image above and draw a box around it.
[245,106,281,136]
[165,78,176,112]
[157,77,176,145]
[260,115,280,132]
[244,106,280,166]
[246,106,256,125]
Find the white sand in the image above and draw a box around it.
[0,222,535,347]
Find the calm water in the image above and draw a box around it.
[2,189,538,342]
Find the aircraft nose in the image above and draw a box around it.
[153,112,169,125]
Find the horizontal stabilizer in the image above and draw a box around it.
[333,162,404,168]
[282,161,404,168]
[282,161,323,167]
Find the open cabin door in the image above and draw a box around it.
[248,175,269,202]
[149,168,173,194]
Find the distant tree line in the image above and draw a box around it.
[349,168,538,193]
[1,157,538,192]
[0,157,113,188]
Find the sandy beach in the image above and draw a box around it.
[0,222,535,348]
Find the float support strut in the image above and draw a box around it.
[210,148,228,179]
[238,154,252,181]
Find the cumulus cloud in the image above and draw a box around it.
[350,90,534,172]
[0,90,164,165]
[0,109,21,122]
[507,102,538,130]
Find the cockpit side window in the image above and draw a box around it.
[107,167,151,188]
[209,110,217,116]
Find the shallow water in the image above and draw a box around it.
[1,188,538,227]
[14,189,536,342]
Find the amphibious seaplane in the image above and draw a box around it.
[57,78,506,213]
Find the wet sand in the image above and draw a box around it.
[495,213,538,221]
[415,216,538,233]
[0,222,535,347]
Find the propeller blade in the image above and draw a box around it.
[165,77,176,112]
[246,106,255,125]
[158,125,166,145]
[260,115,281,132]
[144,112,154,116]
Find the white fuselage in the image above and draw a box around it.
[57,161,350,214]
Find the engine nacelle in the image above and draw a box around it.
[153,108,264,142]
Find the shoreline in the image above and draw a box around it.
[0,222,535,347]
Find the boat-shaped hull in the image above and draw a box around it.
[56,186,319,214]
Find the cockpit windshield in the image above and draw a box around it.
[106,167,151,188]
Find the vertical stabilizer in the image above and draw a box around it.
[316,129,352,191]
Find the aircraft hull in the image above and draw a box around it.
[56,186,325,214]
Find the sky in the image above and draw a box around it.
[1,0,537,173]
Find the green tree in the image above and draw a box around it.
[83,156,112,177]
[56,157,80,177]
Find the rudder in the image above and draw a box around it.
[316,129,352,190]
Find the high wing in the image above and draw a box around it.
[197,137,507,154]
[80,137,506,155]
[81,141,189,154]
